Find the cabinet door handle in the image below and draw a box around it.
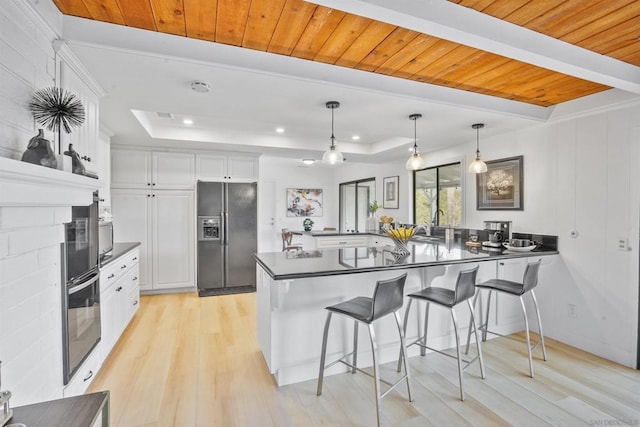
[83,370,93,382]
[121,264,127,269]
[81,156,91,162]
[132,257,138,261]
[152,194,155,197]
[116,286,122,292]
[133,300,139,306]
[152,183,156,186]
[499,262,505,266]
[147,194,150,198]
[107,273,115,279]
[147,183,151,186]
[133,276,138,281]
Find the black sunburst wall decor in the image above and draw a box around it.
[29,87,85,134]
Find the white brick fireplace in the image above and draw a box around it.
[0,157,96,406]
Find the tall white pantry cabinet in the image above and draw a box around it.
[111,150,195,292]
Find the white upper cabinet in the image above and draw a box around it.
[59,61,100,176]
[196,154,258,182]
[111,149,195,189]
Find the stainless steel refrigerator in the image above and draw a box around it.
[197,181,257,296]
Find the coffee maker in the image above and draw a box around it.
[482,220,511,249]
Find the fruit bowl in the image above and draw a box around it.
[386,227,415,255]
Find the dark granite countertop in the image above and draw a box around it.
[100,241,140,267]
[11,391,109,427]
[253,242,558,280]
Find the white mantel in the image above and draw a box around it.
[0,157,97,208]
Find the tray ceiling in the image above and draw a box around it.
[51,0,640,107]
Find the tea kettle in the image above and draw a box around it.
[489,230,504,243]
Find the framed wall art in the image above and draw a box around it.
[286,188,323,217]
[383,176,399,209]
[476,155,523,210]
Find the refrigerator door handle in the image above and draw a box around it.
[220,212,225,244]
[224,212,229,244]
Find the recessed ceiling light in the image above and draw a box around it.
[302,159,315,165]
[191,81,211,93]
[276,127,285,133]
[352,135,360,140]
[183,118,193,125]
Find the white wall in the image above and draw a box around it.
[433,105,640,367]
[259,157,338,252]
[0,0,59,160]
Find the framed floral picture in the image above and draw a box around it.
[476,156,523,210]
[286,188,323,217]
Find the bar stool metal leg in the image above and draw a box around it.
[530,290,548,361]
[368,324,382,427]
[394,311,413,402]
[483,290,493,342]
[467,299,486,379]
[519,296,535,377]
[465,292,480,355]
[421,302,430,357]
[352,321,359,373]
[317,312,333,396]
[450,308,465,401]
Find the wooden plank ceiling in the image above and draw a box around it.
[52,0,640,107]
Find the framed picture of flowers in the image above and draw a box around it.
[476,155,523,210]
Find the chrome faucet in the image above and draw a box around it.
[414,224,431,236]
[432,209,445,225]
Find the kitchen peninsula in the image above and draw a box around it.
[253,239,558,386]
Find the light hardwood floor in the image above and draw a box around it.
[89,292,640,426]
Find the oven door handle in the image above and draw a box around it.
[68,273,99,295]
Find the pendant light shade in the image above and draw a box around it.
[469,123,488,173]
[406,113,425,171]
[322,101,344,165]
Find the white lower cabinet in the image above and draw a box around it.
[63,342,102,398]
[300,235,369,249]
[111,190,194,291]
[100,247,140,361]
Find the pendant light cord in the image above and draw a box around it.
[330,106,335,148]
[413,117,418,154]
[476,126,480,156]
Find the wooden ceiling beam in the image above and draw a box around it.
[306,0,640,94]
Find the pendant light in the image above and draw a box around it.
[322,101,344,165]
[406,113,425,171]
[469,123,488,173]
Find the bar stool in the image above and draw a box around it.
[465,259,547,378]
[317,273,412,426]
[399,265,485,401]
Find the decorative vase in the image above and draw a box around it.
[391,240,410,256]
[21,129,57,169]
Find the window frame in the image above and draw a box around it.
[412,161,464,226]
[338,177,376,232]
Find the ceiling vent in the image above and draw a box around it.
[191,81,211,93]
[156,112,173,119]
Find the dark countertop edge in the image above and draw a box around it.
[293,230,388,238]
[100,241,141,267]
[254,250,559,281]
[11,391,109,427]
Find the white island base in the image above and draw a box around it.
[256,260,533,387]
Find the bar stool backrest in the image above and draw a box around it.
[281,229,297,251]
[454,266,479,304]
[522,259,542,293]
[370,273,408,322]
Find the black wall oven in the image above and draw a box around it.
[61,192,101,385]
